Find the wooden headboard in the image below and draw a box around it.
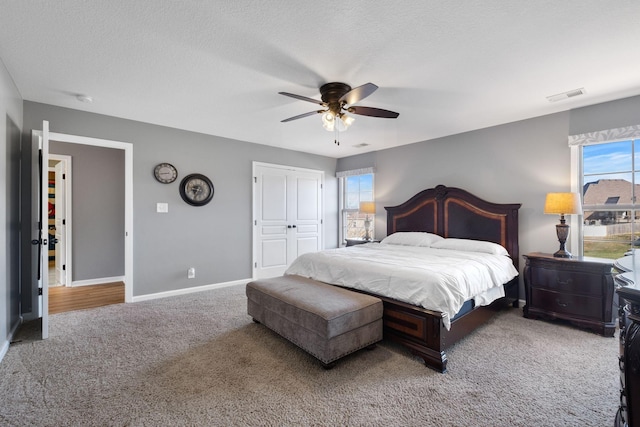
[385,185,521,269]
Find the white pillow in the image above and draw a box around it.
[380,232,444,247]
[430,238,509,256]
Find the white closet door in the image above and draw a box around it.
[255,166,289,279]
[253,163,323,279]
[289,171,322,260]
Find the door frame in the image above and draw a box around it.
[49,154,72,287]
[34,130,134,303]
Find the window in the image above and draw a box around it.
[337,169,374,244]
[578,139,638,258]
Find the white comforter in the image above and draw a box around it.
[285,243,519,330]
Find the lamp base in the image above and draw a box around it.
[553,218,572,258]
[553,248,573,258]
[364,216,371,241]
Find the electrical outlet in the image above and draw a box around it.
[188,267,195,279]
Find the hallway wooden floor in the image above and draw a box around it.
[49,282,125,314]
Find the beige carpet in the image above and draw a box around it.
[0,284,619,426]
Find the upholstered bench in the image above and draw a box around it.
[246,275,383,368]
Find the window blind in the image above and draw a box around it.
[568,124,640,147]
[335,167,375,178]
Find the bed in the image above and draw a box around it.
[287,184,521,372]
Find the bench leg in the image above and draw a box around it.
[321,361,336,370]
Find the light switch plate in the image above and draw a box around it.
[156,202,168,213]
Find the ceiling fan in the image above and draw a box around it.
[278,82,399,138]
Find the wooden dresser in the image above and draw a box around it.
[523,252,615,337]
[615,252,640,427]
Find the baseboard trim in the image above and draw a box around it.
[131,279,249,303]
[1,317,23,363]
[21,311,38,322]
[0,340,8,364]
[71,276,125,287]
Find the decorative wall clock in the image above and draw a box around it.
[153,163,178,184]
[179,173,214,206]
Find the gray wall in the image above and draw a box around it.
[337,111,573,259]
[568,95,640,136]
[0,57,23,358]
[49,142,125,281]
[337,94,640,297]
[23,102,338,298]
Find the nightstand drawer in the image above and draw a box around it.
[530,288,602,319]
[529,267,603,296]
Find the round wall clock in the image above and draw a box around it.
[153,163,178,184]
[179,173,214,206]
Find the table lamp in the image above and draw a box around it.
[359,201,376,241]
[544,192,582,258]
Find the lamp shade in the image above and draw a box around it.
[359,201,376,215]
[544,192,583,215]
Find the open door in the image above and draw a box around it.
[34,130,134,303]
[54,159,66,286]
[31,121,50,339]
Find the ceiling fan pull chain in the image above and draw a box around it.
[334,126,339,145]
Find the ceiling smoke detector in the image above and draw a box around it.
[546,88,586,103]
[76,94,93,103]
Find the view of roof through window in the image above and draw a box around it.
[582,140,639,258]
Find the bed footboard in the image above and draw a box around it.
[351,276,516,373]
[380,297,449,372]
[380,291,515,373]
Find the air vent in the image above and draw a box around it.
[353,143,370,148]
[546,88,586,103]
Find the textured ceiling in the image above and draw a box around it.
[1,1,639,158]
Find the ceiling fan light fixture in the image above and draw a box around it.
[340,113,355,128]
[322,121,335,131]
[322,111,335,122]
[279,82,398,137]
[321,111,336,131]
[333,114,352,132]
[322,116,334,131]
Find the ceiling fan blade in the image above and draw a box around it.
[281,110,323,122]
[349,106,399,119]
[339,83,378,105]
[278,92,325,106]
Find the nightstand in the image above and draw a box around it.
[345,238,379,247]
[523,252,615,337]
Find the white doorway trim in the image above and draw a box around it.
[49,154,72,287]
[34,131,134,303]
